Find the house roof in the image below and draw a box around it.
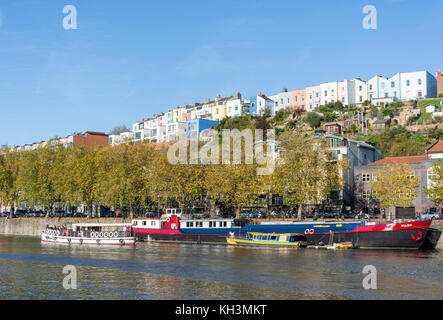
[368,155,427,166]
[426,141,443,154]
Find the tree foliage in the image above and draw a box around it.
[371,163,420,209]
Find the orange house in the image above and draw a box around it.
[291,89,306,112]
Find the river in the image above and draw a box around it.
[0,235,442,300]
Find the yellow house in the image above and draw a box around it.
[172,106,183,123]
[211,96,232,121]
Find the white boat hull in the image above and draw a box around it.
[41,231,136,246]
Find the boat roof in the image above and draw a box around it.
[248,232,305,236]
[72,223,133,227]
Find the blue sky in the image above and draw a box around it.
[0,0,442,147]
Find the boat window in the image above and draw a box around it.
[224,221,227,227]
[219,221,223,227]
[142,221,147,226]
[270,236,277,241]
[186,222,194,228]
[133,221,138,226]
[151,221,156,227]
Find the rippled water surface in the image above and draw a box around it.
[0,235,442,299]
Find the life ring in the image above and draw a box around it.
[119,239,124,245]
[104,232,109,238]
[99,232,104,238]
[309,229,314,234]
[94,232,99,238]
[304,229,310,235]
[166,217,170,223]
[114,232,119,237]
[90,232,95,238]
[96,239,100,244]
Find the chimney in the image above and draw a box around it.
[236,92,242,100]
[283,88,288,92]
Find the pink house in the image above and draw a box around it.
[291,89,306,112]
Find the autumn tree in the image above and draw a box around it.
[270,132,346,219]
[17,143,70,217]
[371,163,420,215]
[0,151,22,218]
[426,160,443,205]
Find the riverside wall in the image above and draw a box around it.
[1,218,442,249]
[0,218,125,237]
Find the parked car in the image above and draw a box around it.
[416,212,440,221]
[354,213,370,220]
[14,210,27,217]
[73,212,86,218]
[0,211,9,217]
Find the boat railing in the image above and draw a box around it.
[46,230,132,238]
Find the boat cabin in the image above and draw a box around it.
[248,232,307,243]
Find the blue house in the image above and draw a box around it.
[185,119,219,140]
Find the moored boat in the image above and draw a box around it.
[131,208,441,250]
[41,223,136,246]
[226,232,310,248]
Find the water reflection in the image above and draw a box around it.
[0,235,442,299]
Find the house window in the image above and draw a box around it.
[359,96,362,102]
[418,91,422,98]
[362,190,372,200]
[359,86,362,91]
[369,84,373,90]
[407,80,410,86]
[362,173,371,182]
[418,79,422,85]
[324,91,327,97]
[391,81,395,88]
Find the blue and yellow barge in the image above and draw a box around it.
[226,232,310,248]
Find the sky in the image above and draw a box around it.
[0,0,442,147]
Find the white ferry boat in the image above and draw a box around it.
[41,223,136,246]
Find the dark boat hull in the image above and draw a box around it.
[306,228,440,250]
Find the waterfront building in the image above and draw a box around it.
[291,88,306,112]
[305,85,321,111]
[354,141,443,217]
[326,135,380,207]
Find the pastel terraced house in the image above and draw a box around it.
[291,88,306,111]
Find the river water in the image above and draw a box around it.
[0,235,442,300]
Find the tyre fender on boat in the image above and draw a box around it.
[79,238,83,244]
[96,239,100,245]
[119,239,124,245]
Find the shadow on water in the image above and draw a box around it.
[0,235,442,299]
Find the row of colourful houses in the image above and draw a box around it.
[107,69,442,146]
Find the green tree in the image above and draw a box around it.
[305,112,322,129]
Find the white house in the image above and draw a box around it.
[320,82,339,105]
[353,78,368,105]
[399,70,437,100]
[306,85,321,111]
